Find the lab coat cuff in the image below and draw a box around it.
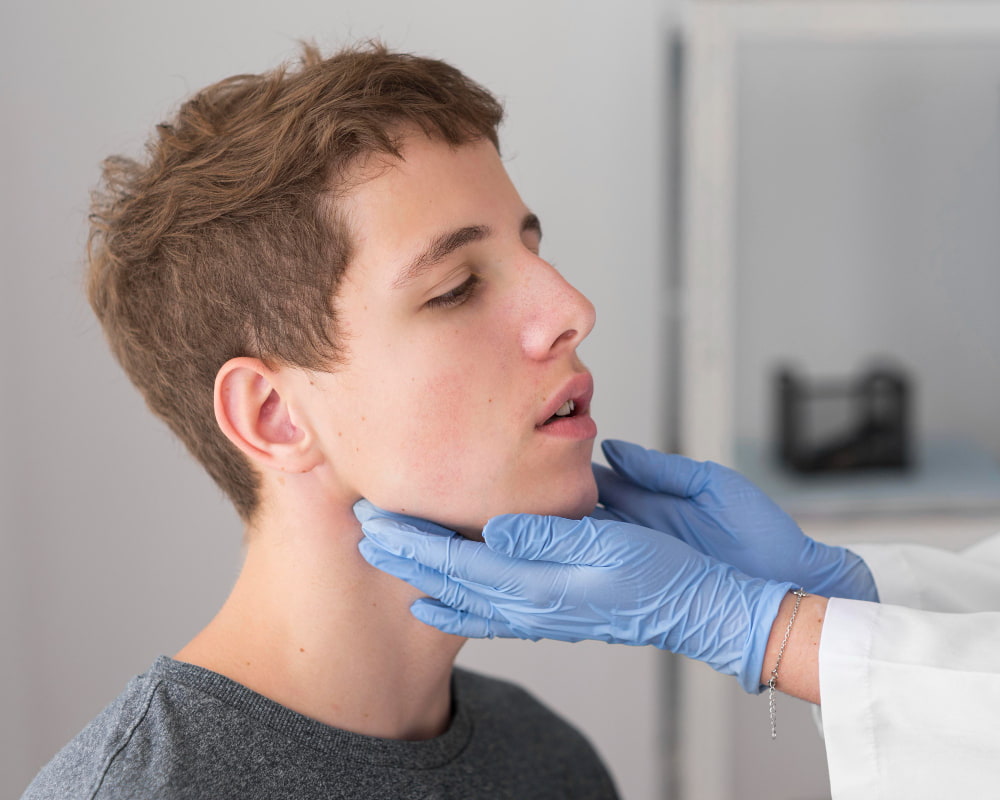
[819,597,879,800]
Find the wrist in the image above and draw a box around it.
[759,591,828,704]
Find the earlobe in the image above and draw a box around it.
[215,358,321,473]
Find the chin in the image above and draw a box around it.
[445,476,599,541]
[515,471,600,522]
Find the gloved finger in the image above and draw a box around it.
[362,517,533,587]
[595,463,691,535]
[594,463,650,517]
[358,537,448,595]
[602,439,712,499]
[354,499,456,537]
[358,539,498,619]
[410,599,527,640]
[483,514,610,565]
[594,464,680,518]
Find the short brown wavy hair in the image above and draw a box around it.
[87,42,504,521]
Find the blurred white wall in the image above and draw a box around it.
[0,2,677,798]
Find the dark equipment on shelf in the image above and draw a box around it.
[776,365,913,474]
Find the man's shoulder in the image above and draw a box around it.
[452,665,564,721]
[23,656,334,799]
[453,665,568,726]
[453,665,594,744]
[21,659,172,800]
[23,656,304,799]
[452,666,618,797]
[452,665,533,703]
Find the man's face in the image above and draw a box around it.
[303,133,597,537]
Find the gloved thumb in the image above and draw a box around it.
[602,439,711,499]
[483,514,609,566]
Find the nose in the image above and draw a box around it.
[519,258,596,361]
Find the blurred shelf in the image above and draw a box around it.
[734,437,1000,519]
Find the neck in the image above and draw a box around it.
[176,489,465,740]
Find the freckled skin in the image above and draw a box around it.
[297,135,598,536]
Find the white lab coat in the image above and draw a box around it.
[819,534,1000,798]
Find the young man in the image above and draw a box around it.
[22,43,616,799]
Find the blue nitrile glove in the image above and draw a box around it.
[596,439,879,602]
[355,499,795,693]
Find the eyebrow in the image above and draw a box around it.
[391,213,543,290]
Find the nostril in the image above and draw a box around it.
[554,329,578,348]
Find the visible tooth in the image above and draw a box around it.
[554,399,575,417]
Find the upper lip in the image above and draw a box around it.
[536,372,594,427]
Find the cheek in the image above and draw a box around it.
[333,313,591,527]
[375,366,512,501]
[359,350,536,528]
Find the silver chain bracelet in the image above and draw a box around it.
[768,588,808,740]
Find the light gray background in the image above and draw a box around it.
[734,40,1000,454]
[1,2,674,799]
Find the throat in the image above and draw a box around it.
[175,523,464,740]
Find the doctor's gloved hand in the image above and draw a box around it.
[355,499,794,693]
[595,440,879,602]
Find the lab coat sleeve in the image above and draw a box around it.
[819,532,1000,798]
[820,598,1000,799]
[848,532,1000,612]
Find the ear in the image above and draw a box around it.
[214,357,321,474]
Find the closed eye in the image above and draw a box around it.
[425,274,482,310]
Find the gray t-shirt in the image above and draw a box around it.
[22,656,618,799]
